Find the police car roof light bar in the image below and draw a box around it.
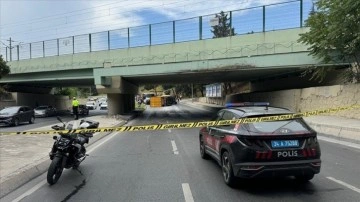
[225,102,270,108]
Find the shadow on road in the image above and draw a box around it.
[232,177,342,196]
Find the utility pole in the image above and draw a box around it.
[6,38,16,61]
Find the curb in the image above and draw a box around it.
[182,101,222,113]
[305,122,360,144]
[0,114,138,198]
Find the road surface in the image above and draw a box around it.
[2,104,360,202]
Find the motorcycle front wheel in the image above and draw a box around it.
[47,156,63,185]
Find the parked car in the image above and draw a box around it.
[86,101,97,110]
[199,102,321,186]
[98,97,107,106]
[0,106,35,126]
[34,105,57,117]
[100,102,108,110]
[70,105,89,116]
[88,97,96,101]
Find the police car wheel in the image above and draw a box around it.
[222,151,236,187]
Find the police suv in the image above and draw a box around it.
[199,102,321,186]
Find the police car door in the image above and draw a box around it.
[206,110,224,156]
[212,111,239,155]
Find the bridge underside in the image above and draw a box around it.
[123,66,304,84]
[1,66,304,88]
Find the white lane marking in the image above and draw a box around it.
[12,180,47,202]
[182,183,195,202]
[318,136,360,150]
[11,131,120,202]
[327,177,360,194]
[171,140,179,155]
[167,121,171,133]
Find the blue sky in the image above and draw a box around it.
[0,0,314,60]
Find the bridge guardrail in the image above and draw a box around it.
[2,0,313,62]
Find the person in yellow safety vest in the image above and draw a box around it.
[72,97,79,120]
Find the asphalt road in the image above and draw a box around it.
[0,108,108,133]
[2,104,360,202]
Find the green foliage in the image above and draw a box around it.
[210,11,236,93]
[211,11,236,38]
[55,87,77,98]
[0,55,10,95]
[143,84,159,95]
[162,84,175,90]
[163,89,170,95]
[175,84,191,97]
[193,84,205,97]
[298,0,360,83]
[0,55,10,80]
[135,101,146,111]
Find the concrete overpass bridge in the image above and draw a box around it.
[0,28,337,114]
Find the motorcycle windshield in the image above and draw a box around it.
[65,120,81,130]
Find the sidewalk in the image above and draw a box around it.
[182,100,360,143]
[0,114,135,198]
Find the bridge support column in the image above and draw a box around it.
[96,72,138,115]
[107,93,135,115]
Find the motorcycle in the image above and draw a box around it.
[47,116,99,185]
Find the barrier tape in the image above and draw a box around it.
[1,105,359,136]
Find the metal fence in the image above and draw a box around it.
[3,0,312,62]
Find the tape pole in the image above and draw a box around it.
[0,105,359,136]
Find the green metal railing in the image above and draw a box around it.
[3,0,311,62]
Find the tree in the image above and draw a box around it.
[143,84,158,95]
[211,11,235,38]
[0,55,10,80]
[0,55,10,94]
[162,84,175,90]
[211,11,236,94]
[175,84,191,97]
[194,84,205,97]
[55,87,77,98]
[163,89,170,95]
[298,0,360,83]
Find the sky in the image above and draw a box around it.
[0,0,314,60]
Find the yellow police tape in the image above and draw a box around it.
[1,105,359,135]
